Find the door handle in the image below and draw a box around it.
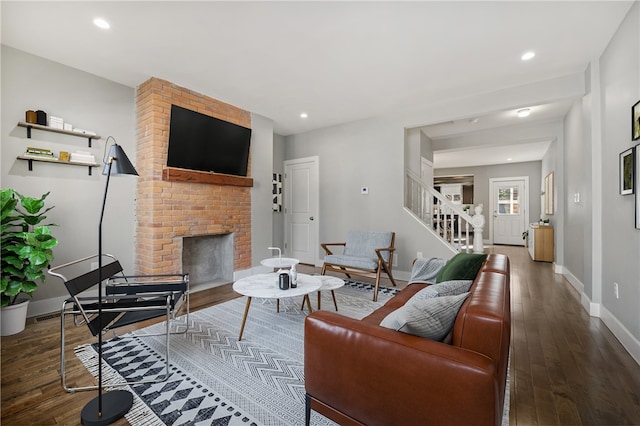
[309,216,314,221]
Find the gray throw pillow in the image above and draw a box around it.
[420,280,473,299]
[379,292,470,341]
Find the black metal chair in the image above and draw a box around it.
[48,254,189,392]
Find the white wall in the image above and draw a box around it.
[1,46,136,317]
[285,117,454,275]
[596,2,640,361]
[250,113,275,266]
[563,99,587,287]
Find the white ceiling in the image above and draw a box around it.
[425,99,574,168]
[1,1,633,165]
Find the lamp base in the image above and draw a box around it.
[81,390,133,426]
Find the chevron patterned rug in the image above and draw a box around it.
[75,281,397,426]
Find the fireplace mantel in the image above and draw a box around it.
[163,166,253,187]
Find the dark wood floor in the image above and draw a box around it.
[2,245,640,425]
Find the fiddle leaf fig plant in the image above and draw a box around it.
[1,189,58,307]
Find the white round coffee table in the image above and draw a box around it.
[305,275,345,311]
[233,273,321,340]
[260,257,299,269]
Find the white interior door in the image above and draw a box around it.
[284,156,319,264]
[491,178,527,246]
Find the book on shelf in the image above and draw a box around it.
[26,147,52,155]
[22,152,58,161]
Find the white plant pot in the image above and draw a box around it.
[1,299,29,336]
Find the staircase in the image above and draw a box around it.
[405,170,485,253]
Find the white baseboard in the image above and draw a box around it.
[600,304,640,367]
[562,267,584,294]
[27,296,68,319]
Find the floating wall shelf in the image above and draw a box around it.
[17,121,101,147]
[17,155,100,175]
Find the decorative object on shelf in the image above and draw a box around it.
[25,110,37,124]
[544,171,554,215]
[80,136,139,425]
[49,116,64,130]
[633,100,640,141]
[59,151,70,162]
[0,189,58,336]
[17,121,100,146]
[36,110,47,125]
[620,147,634,195]
[272,173,282,212]
[70,151,96,164]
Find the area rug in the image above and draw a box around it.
[76,281,509,425]
[75,281,398,426]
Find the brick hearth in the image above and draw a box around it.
[135,77,252,277]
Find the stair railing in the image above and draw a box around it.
[405,170,485,253]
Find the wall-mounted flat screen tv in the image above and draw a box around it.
[167,104,252,176]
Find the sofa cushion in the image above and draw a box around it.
[324,254,378,270]
[436,252,488,283]
[408,280,473,302]
[379,292,470,341]
[343,230,393,262]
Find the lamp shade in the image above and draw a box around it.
[102,143,138,176]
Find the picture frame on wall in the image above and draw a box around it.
[633,100,640,141]
[636,146,640,229]
[620,147,634,195]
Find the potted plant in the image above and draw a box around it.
[1,189,58,335]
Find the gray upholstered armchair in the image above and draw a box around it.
[321,230,397,301]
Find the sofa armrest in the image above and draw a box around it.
[304,311,502,426]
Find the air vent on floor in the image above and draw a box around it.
[35,312,61,322]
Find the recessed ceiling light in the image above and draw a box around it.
[507,158,513,161]
[517,108,531,118]
[469,118,479,124]
[93,18,110,30]
[300,113,308,119]
[521,51,535,61]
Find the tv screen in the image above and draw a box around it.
[167,105,252,176]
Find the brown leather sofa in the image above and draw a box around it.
[304,253,510,426]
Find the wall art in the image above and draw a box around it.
[633,100,640,141]
[620,147,634,195]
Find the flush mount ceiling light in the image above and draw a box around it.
[300,113,308,119]
[521,51,535,61]
[93,17,110,29]
[517,108,531,118]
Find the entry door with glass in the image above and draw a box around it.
[492,179,526,246]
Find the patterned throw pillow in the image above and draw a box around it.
[379,292,470,341]
[422,279,473,298]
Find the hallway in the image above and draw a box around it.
[494,245,640,425]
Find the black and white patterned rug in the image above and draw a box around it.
[76,282,397,426]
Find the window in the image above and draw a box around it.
[497,186,519,215]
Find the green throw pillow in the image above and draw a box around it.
[436,253,488,283]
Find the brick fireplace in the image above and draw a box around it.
[134,77,252,282]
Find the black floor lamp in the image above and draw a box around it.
[81,137,138,426]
